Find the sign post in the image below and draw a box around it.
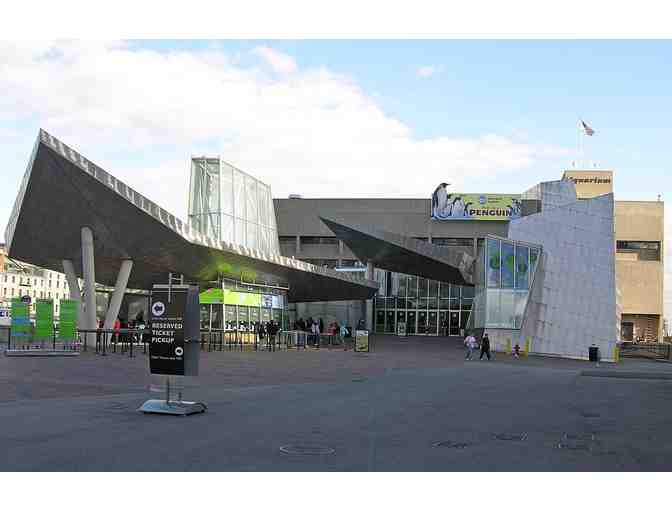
[35,299,54,348]
[10,298,31,349]
[355,330,370,353]
[59,299,79,344]
[139,284,206,416]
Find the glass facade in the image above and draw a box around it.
[188,157,280,254]
[469,235,541,330]
[199,281,288,342]
[374,271,474,336]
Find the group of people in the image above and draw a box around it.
[463,332,522,360]
[293,316,354,347]
[255,320,280,343]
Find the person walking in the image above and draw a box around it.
[480,333,491,361]
[310,320,320,347]
[464,332,477,360]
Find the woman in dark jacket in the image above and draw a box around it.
[479,333,491,360]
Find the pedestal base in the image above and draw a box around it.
[138,399,207,415]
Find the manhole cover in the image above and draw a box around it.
[564,432,595,441]
[279,445,335,455]
[557,442,591,451]
[494,433,527,441]
[432,440,470,449]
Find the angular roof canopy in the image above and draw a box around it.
[320,216,475,285]
[4,130,378,303]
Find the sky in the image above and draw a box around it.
[0,40,670,319]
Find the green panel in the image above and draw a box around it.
[11,298,31,343]
[223,289,259,306]
[58,299,79,341]
[200,288,262,306]
[199,288,224,304]
[35,299,54,341]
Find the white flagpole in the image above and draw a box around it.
[577,119,584,167]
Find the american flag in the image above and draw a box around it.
[581,120,595,136]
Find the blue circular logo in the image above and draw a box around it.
[479,195,487,205]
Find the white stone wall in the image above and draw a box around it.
[505,182,618,361]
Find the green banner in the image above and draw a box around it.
[35,299,54,341]
[199,288,224,304]
[59,299,79,341]
[11,298,31,343]
[199,288,261,307]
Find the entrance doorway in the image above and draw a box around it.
[449,311,460,336]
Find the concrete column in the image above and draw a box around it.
[81,227,97,341]
[365,261,375,332]
[103,259,133,329]
[62,259,84,328]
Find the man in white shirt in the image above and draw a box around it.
[464,333,477,360]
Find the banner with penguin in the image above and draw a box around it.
[431,184,522,221]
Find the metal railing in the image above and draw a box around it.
[619,342,671,360]
[2,324,357,357]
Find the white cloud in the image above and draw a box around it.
[252,45,297,74]
[417,65,439,78]
[0,41,567,226]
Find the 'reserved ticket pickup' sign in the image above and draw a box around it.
[149,288,186,375]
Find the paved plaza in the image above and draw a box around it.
[1,336,672,471]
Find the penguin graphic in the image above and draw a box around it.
[507,199,522,218]
[463,202,474,217]
[451,196,465,217]
[431,183,450,218]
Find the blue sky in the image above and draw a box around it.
[0,40,670,315]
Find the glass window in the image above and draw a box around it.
[245,175,258,225]
[300,236,339,245]
[211,305,223,329]
[394,273,407,297]
[616,240,660,261]
[501,242,515,288]
[200,305,210,330]
[439,282,450,298]
[376,310,385,333]
[530,248,539,280]
[246,222,259,250]
[429,280,439,298]
[233,169,245,220]
[221,214,234,244]
[515,245,530,289]
[407,276,418,298]
[461,286,475,300]
[418,278,429,298]
[235,218,246,246]
[385,310,395,333]
[487,238,501,288]
[225,305,236,330]
[220,162,234,215]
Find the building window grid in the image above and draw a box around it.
[375,271,473,335]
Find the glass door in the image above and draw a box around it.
[449,311,460,336]
[376,309,385,333]
[406,311,417,334]
[417,310,428,334]
[396,311,406,335]
[439,310,448,336]
[385,310,395,333]
[428,311,438,336]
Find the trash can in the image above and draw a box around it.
[588,345,599,362]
